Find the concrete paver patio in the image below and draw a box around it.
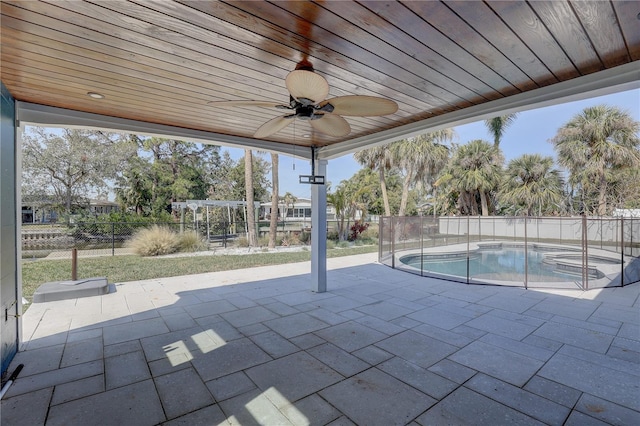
[2,253,638,425]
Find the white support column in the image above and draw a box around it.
[16,124,23,347]
[311,159,327,293]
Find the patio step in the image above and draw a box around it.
[32,277,110,303]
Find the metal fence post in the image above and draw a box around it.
[620,217,624,286]
[391,218,395,269]
[420,216,424,277]
[524,216,528,290]
[71,248,78,281]
[582,215,589,290]
[111,222,115,256]
[378,217,383,262]
[466,214,470,284]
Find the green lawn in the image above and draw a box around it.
[21,245,378,305]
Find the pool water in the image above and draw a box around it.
[402,248,577,282]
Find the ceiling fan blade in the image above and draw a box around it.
[285,70,329,103]
[318,96,398,116]
[310,114,351,137]
[208,100,282,108]
[254,115,294,138]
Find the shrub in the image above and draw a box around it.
[326,230,339,241]
[281,233,302,247]
[348,220,370,241]
[355,237,376,246]
[326,240,336,249]
[177,231,206,252]
[299,231,311,244]
[337,241,350,248]
[235,236,249,247]
[289,233,301,246]
[128,225,179,256]
[360,223,379,240]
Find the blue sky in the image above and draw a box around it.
[226,88,639,198]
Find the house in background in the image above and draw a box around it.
[260,197,339,225]
[21,198,119,224]
[88,199,120,216]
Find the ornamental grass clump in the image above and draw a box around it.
[177,231,207,252]
[128,225,179,256]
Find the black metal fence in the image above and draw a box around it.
[21,221,246,259]
[21,219,354,259]
[379,216,640,290]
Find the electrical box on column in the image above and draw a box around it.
[299,146,325,185]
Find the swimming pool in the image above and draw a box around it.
[399,243,616,285]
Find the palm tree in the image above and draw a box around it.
[327,186,348,241]
[244,149,257,246]
[448,139,503,216]
[282,192,297,219]
[389,129,454,216]
[354,145,393,216]
[551,105,640,215]
[268,153,279,248]
[499,154,564,216]
[484,113,518,147]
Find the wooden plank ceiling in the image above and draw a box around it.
[1,0,638,154]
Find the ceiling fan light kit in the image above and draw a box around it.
[209,61,398,139]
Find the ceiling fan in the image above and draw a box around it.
[209,61,398,139]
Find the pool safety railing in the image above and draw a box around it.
[379,215,640,290]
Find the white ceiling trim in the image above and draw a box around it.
[15,61,638,162]
[318,62,640,160]
[15,101,312,159]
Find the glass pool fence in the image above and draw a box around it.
[379,216,640,290]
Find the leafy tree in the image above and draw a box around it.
[354,145,393,216]
[22,127,134,215]
[115,136,220,217]
[440,139,503,216]
[551,105,640,215]
[210,151,270,204]
[328,175,372,241]
[339,167,404,216]
[389,129,454,216]
[207,151,236,201]
[432,173,459,216]
[499,154,564,216]
[116,155,152,215]
[327,186,346,241]
[608,167,640,209]
[484,113,518,148]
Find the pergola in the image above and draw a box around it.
[1,0,638,374]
